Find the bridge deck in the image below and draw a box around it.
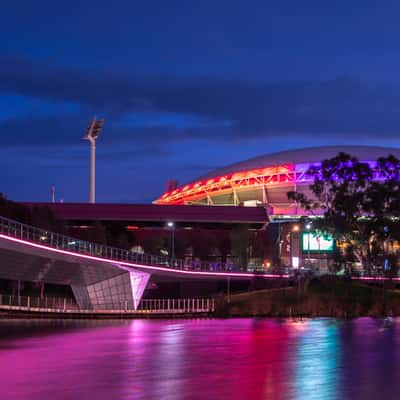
[0,215,289,280]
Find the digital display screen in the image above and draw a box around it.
[301,232,334,252]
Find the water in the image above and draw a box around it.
[0,318,399,400]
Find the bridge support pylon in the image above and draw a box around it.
[72,268,150,311]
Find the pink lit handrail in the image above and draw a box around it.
[0,215,285,276]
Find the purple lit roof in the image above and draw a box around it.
[198,145,400,180]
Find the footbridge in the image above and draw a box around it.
[0,216,288,311]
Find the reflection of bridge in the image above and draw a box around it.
[0,216,289,311]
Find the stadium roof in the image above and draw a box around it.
[155,145,400,210]
[198,145,400,180]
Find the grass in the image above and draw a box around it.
[217,277,400,318]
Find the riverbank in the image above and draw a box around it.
[216,277,400,318]
[2,277,399,319]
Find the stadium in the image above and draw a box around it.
[155,145,400,219]
[1,144,400,309]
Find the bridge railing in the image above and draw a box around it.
[0,294,78,311]
[0,294,215,313]
[0,215,284,276]
[138,298,215,313]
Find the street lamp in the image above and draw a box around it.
[305,223,312,267]
[277,221,282,269]
[167,221,175,261]
[291,225,300,269]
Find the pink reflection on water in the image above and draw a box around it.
[1,318,400,400]
[0,319,297,400]
[0,322,133,400]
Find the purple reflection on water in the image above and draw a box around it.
[1,318,400,400]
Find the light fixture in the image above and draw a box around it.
[83,116,104,204]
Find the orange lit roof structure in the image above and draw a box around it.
[154,146,400,216]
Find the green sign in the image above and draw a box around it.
[302,232,334,252]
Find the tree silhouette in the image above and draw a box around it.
[288,152,400,273]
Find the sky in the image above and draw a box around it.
[1,0,400,203]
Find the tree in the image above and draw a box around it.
[288,152,400,273]
[88,221,107,245]
[189,229,217,260]
[142,235,169,256]
[230,225,251,269]
[0,194,67,234]
[215,232,231,263]
[0,193,32,224]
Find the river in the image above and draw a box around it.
[0,318,399,399]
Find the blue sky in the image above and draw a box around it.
[1,0,400,202]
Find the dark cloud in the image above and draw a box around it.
[2,56,400,149]
[98,145,171,161]
[0,115,85,146]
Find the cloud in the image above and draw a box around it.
[1,56,400,149]
[0,112,231,148]
[0,115,86,146]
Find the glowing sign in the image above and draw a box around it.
[301,232,334,252]
[292,256,300,269]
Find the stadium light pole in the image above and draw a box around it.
[83,116,104,204]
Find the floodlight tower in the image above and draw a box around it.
[83,116,104,203]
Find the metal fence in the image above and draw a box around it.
[0,215,282,275]
[0,294,215,314]
[138,298,215,313]
[0,294,78,311]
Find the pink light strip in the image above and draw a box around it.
[0,234,289,280]
[352,276,400,281]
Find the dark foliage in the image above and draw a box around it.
[287,153,400,272]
